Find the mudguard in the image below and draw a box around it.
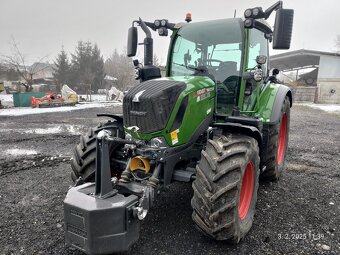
[212,122,262,151]
[270,86,292,124]
[257,83,292,124]
[212,121,264,169]
[97,113,123,123]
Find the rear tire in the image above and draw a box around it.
[191,133,260,243]
[262,96,290,181]
[71,120,125,183]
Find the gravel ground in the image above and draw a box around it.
[0,104,339,255]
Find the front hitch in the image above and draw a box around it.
[64,130,160,254]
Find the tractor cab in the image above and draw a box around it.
[127,2,293,118]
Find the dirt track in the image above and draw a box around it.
[0,104,339,255]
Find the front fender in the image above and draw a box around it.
[212,122,265,170]
[97,113,123,123]
[257,83,292,124]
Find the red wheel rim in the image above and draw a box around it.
[238,161,255,220]
[277,113,287,165]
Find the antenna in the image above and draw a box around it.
[234,9,237,18]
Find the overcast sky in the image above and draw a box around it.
[1,0,340,65]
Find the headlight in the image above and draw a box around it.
[158,27,168,36]
[150,137,167,148]
[134,68,140,79]
[160,19,167,26]
[244,19,253,28]
[254,69,263,82]
[154,19,160,27]
[252,8,259,16]
[244,9,252,18]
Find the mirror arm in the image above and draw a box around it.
[138,20,176,32]
[132,20,139,27]
[139,18,152,38]
[264,1,282,19]
[144,21,157,31]
[167,23,176,31]
[253,20,273,34]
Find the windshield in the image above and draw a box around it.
[169,18,244,114]
[169,19,243,81]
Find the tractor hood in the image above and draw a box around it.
[123,76,215,146]
[123,78,185,134]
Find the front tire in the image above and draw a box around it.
[191,134,260,243]
[71,120,125,183]
[262,96,290,181]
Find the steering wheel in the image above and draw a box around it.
[207,59,223,66]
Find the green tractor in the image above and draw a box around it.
[64,2,294,254]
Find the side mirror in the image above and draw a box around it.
[127,27,138,57]
[273,9,294,49]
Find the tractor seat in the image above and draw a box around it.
[215,61,238,83]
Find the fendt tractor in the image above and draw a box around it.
[64,2,294,254]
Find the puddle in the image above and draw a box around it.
[6,148,38,156]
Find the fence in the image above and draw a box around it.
[292,86,317,103]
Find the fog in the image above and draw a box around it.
[1,0,339,64]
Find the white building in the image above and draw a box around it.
[271,49,340,104]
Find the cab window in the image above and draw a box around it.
[247,29,268,76]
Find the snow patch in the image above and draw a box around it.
[298,103,340,113]
[25,127,62,134]
[79,94,107,101]
[23,125,82,135]
[6,148,38,156]
[0,94,14,102]
[0,101,121,116]
[1,124,84,135]
[0,94,14,107]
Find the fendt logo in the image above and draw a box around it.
[130,111,147,116]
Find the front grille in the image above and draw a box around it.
[123,80,185,133]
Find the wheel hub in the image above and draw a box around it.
[238,161,255,220]
[277,113,288,165]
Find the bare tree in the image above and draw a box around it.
[1,36,49,92]
[104,48,137,91]
[153,54,161,67]
[335,35,340,53]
